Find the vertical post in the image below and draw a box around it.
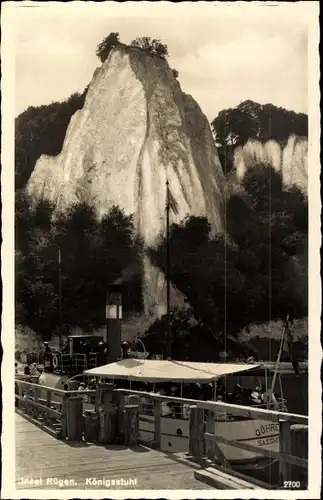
[34,386,40,419]
[96,382,114,407]
[290,424,308,486]
[98,383,117,445]
[205,410,215,459]
[112,389,124,410]
[271,321,286,394]
[98,405,117,444]
[166,181,171,359]
[66,396,83,441]
[279,419,292,485]
[46,390,51,407]
[189,405,204,461]
[58,246,62,345]
[154,399,162,449]
[115,391,125,444]
[18,382,24,410]
[60,394,68,439]
[128,395,141,406]
[106,285,122,363]
[83,410,99,443]
[122,405,140,446]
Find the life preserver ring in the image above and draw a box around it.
[53,354,59,369]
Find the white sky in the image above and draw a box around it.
[13,2,309,122]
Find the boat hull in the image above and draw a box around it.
[138,414,279,468]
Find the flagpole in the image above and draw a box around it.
[58,246,62,345]
[166,180,171,359]
[270,319,286,395]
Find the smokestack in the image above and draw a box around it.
[105,284,122,363]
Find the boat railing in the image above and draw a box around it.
[139,398,154,416]
[254,398,288,412]
[88,353,99,369]
[124,390,288,421]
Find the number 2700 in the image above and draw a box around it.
[284,481,301,488]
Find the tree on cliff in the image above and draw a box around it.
[211,100,308,148]
[130,37,169,59]
[96,32,120,63]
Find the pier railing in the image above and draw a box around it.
[15,379,96,438]
[15,380,308,489]
[194,399,308,487]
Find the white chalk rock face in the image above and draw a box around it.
[27,45,225,316]
[234,136,308,194]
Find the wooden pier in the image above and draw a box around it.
[16,413,214,490]
[15,379,308,490]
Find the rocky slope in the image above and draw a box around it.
[27,45,225,316]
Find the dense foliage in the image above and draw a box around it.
[211,100,308,148]
[15,193,143,337]
[145,165,308,360]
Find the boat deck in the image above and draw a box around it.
[15,413,214,490]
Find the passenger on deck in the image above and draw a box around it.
[88,378,97,390]
[97,341,108,365]
[191,383,202,400]
[157,388,173,417]
[24,364,31,376]
[233,383,243,404]
[216,379,226,400]
[250,386,262,404]
[203,383,214,401]
[62,341,69,354]
[80,340,90,366]
[43,342,53,373]
[170,385,181,418]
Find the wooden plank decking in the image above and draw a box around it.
[15,413,213,490]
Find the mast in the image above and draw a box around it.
[166,180,171,358]
[58,246,62,345]
[270,317,286,395]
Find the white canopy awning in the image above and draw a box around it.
[84,359,261,383]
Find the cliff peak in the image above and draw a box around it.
[27,44,225,316]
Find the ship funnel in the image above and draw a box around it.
[105,284,122,363]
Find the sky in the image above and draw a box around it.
[13,2,309,122]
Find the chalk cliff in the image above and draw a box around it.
[233,135,308,193]
[27,45,225,316]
